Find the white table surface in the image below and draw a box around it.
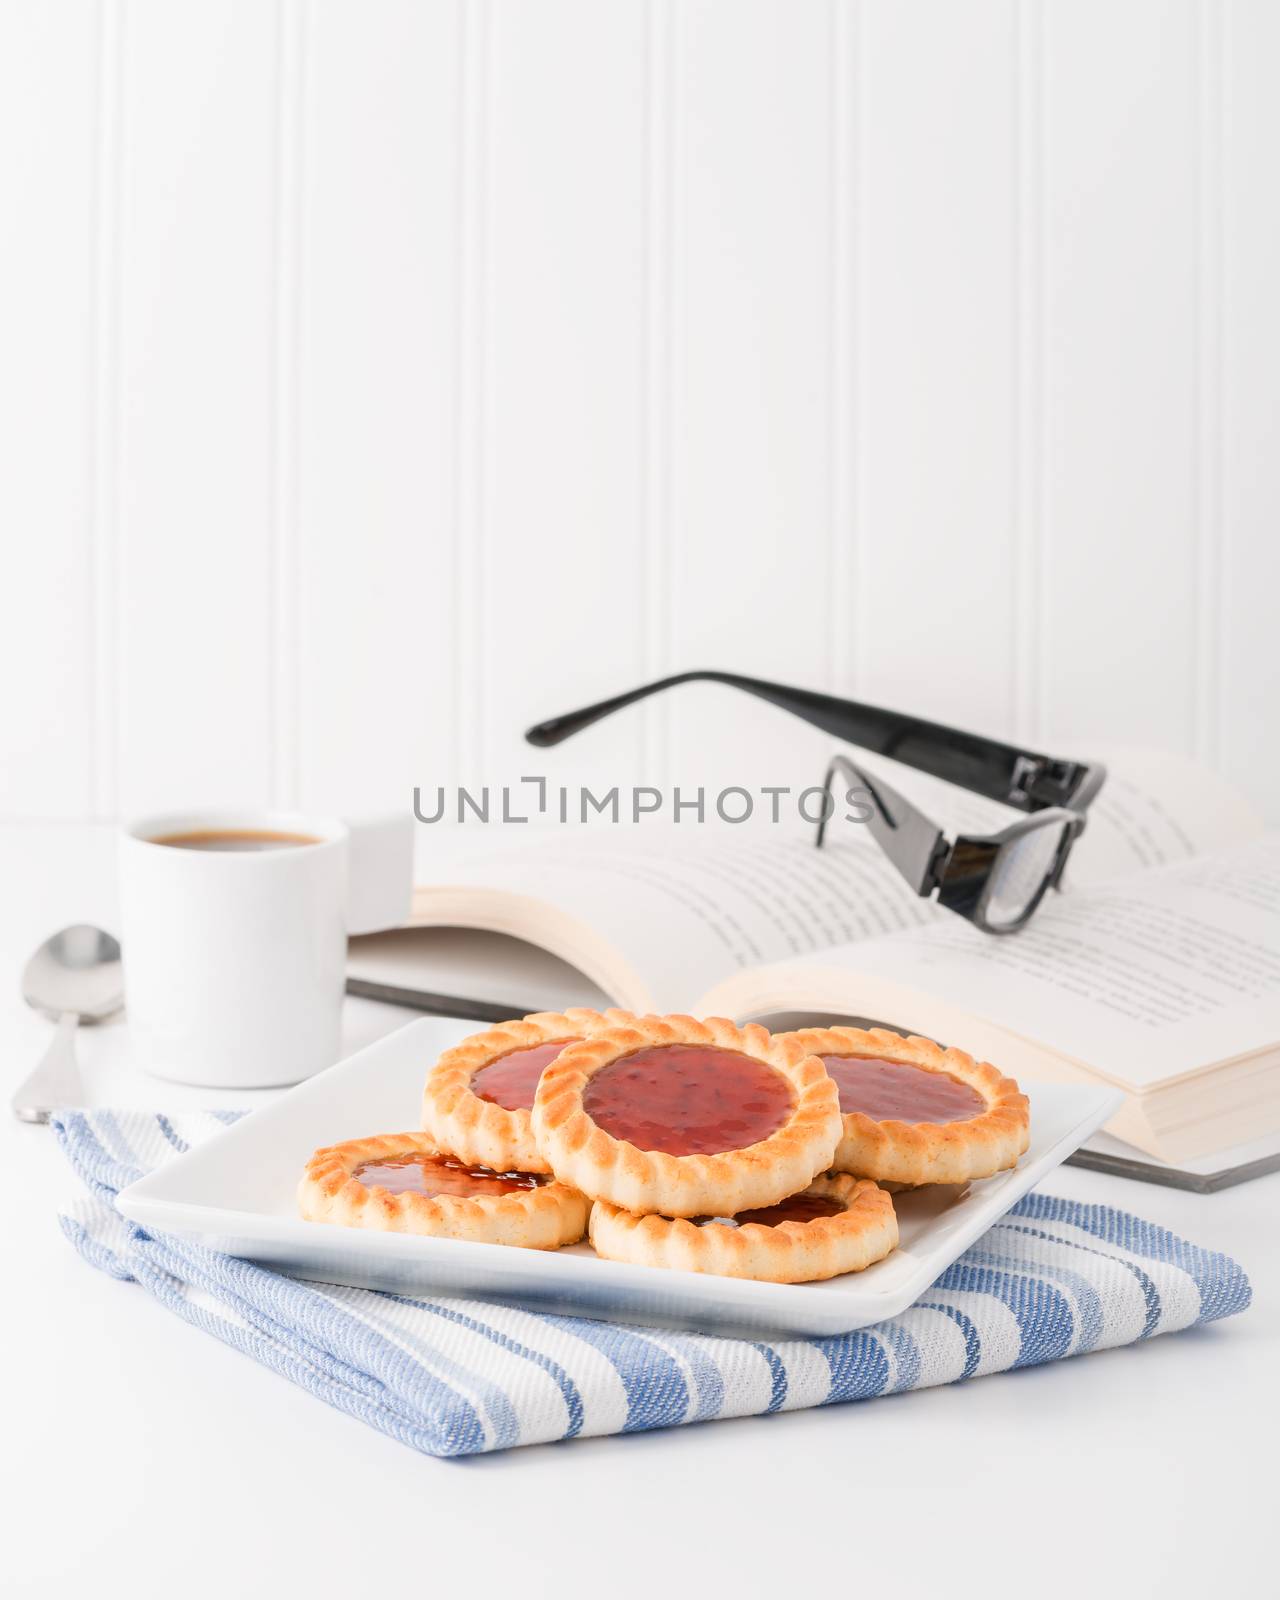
[3,824,1275,1599]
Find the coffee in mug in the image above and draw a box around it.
[151,828,323,853]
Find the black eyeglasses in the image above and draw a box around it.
[525,670,1106,935]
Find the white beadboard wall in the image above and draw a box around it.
[1,0,1278,822]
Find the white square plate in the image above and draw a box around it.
[118,1017,1123,1338]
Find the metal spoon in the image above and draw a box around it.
[13,925,124,1123]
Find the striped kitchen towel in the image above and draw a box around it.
[53,1108,1250,1458]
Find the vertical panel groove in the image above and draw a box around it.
[1194,0,1225,767]
[455,0,490,780]
[90,0,124,818]
[666,0,687,772]
[642,0,672,781]
[849,0,868,695]
[1013,0,1044,744]
[449,2,466,781]
[270,0,308,808]
[828,0,859,694]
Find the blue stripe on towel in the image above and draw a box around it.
[933,1261,1076,1367]
[751,1342,789,1413]
[155,1114,189,1154]
[404,1298,587,1442]
[874,1321,923,1392]
[917,1301,983,1380]
[814,1328,892,1403]
[639,1329,725,1422]
[550,1315,691,1432]
[999,1221,1162,1340]
[1011,1192,1252,1322]
[962,1243,1106,1356]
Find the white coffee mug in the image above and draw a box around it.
[119,809,412,1089]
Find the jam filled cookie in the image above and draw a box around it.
[298,1132,589,1248]
[422,1008,639,1174]
[589,1174,897,1283]
[777,1026,1030,1186]
[532,1014,841,1217]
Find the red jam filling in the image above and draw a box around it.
[471,1038,577,1111]
[582,1045,793,1156]
[351,1152,548,1198]
[696,1194,846,1229]
[821,1054,986,1124]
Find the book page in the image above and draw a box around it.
[347,926,613,1013]
[735,834,1280,1091]
[414,827,940,1011]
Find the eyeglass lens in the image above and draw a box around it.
[983,818,1071,930]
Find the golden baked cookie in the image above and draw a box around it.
[422,1008,639,1174]
[776,1025,1030,1186]
[298,1131,588,1248]
[532,1014,841,1217]
[589,1174,897,1283]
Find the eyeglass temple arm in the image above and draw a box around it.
[525,670,1086,812]
[817,753,946,896]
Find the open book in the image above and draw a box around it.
[397,749,1279,1164]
